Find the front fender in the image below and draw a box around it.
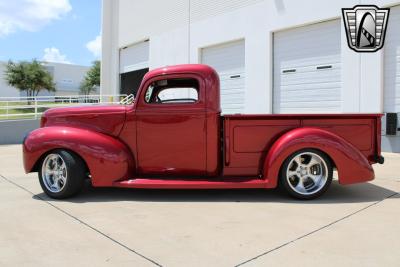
[23,126,135,186]
[263,127,374,188]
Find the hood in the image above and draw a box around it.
[42,104,127,137]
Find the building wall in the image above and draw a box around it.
[101,0,400,151]
[43,62,92,96]
[0,61,91,98]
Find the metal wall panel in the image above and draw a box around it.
[190,0,263,22]
[384,5,400,113]
[273,20,342,114]
[119,41,149,73]
[201,40,245,114]
[118,0,189,46]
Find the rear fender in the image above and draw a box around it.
[262,127,374,188]
[23,127,135,186]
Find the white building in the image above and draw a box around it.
[101,0,400,152]
[42,62,93,96]
[0,61,92,97]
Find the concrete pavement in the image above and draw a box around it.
[0,144,399,266]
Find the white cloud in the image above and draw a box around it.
[42,47,71,64]
[86,35,101,58]
[0,0,72,37]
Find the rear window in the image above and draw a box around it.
[145,78,199,104]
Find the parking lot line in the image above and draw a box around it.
[1,144,399,266]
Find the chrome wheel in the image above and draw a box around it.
[286,152,328,196]
[41,153,68,193]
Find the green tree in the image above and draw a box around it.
[80,60,100,96]
[4,59,56,102]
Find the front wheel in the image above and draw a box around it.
[39,150,86,199]
[280,149,333,200]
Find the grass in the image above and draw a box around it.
[0,101,51,120]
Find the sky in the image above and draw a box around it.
[0,0,101,66]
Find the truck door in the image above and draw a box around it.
[135,75,207,176]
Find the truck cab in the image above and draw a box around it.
[123,65,221,176]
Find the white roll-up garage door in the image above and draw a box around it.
[273,20,342,114]
[201,40,245,114]
[384,5,400,113]
[120,41,149,73]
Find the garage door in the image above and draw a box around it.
[273,20,342,114]
[120,41,149,73]
[119,41,150,97]
[384,5,400,113]
[201,40,245,114]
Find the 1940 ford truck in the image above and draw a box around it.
[23,64,384,200]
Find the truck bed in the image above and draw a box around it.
[223,114,382,176]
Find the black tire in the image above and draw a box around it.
[38,149,86,199]
[280,149,333,200]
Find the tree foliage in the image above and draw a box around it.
[80,60,100,96]
[4,59,55,99]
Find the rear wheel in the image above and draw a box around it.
[39,150,86,199]
[280,149,333,200]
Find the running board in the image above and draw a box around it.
[113,177,267,189]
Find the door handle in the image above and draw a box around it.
[316,65,332,70]
[282,69,296,74]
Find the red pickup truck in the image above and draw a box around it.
[23,64,384,200]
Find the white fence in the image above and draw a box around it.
[0,94,134,120]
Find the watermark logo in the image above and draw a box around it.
[342,5,390,52]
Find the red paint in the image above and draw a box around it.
[114,177,265,189]
[262,127,375,188]
[43,105,126,136]
[23,126,134,186]
[23,64,383,190]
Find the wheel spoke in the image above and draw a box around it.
[46,162,54,172]
[308,174,320,184]
[294,178,306,192]
[52,178,60,190]
[59,175,66,184]
[287,170,298,177]
[49,157,55,168]
[56,158,62,169]
[307,157,321,167]
[293,155,302,166]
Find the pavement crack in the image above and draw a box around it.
[234,191,399,267]
[0,174,163,267]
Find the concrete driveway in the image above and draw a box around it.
[0,144,399,267]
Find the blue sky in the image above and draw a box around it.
[0,0,101,66]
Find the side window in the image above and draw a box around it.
[144,78,199,104]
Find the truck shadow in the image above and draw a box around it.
[33,180,399,204]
